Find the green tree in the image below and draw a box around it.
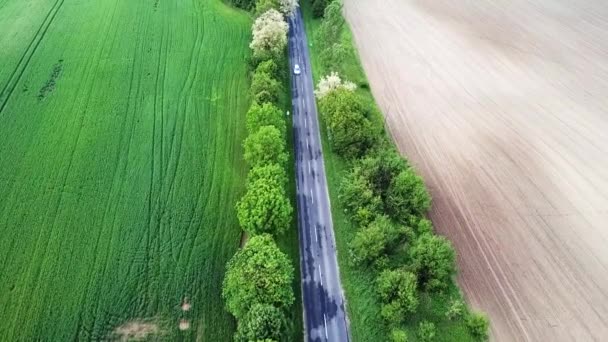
[247,163,288,187]
[315,0,345,70]
[339,170,383,226]
[390,329,408,342]
[234,303,285,342]
[349,216,410,267]
[255,59,280,79]
[244,125,288,167]
[246,102,286,136]
[410,233,456,292]
[376,269,419,324]
[417,321,436,342]
[222,234,295,319]
[251,71,281,104]
[466,312,490,341]
[318,88,376,158]
[229,0,255,10]
[237,176,292,235]
[255,0,279,15]
[445,298,466,320]
[357,148,408,195]
[311,0,328,18]
[386,168,431,223]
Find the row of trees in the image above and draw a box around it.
[313,1,489,340]
[223,4,297,341]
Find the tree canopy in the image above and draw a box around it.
[247,163,288,188]
[349,216,411,267]
[222,234,295,319]
[244,125,288,167]
[377,269,419,324]
[251,71,281,104]
[246,102,286,136]
[410,233,456,292]
[386,168,431,223]
[250,9,288,59]
[234,303,286,342]
[237,176,292,235]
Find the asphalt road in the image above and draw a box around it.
[288,9,350,342]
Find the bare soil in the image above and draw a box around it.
[344,0,608,340]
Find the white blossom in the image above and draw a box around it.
[250,9,289,57]
[314,72,357,99]
[279,0,299,16]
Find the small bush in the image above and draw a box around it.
[466,312,490,341]
[417,321,436,342]
[445,298,466,320]
[390,329,408,342]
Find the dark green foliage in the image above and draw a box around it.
[339,169,383,226]
[311,0,328,18]
[223,235,295,319]
[251,71,282,104]
[377,269,419,324]
[255,59,281,80]
[417,321,437,341]
[247,163,288,187]
[386,168,431,223]
[349,216,411,267]
[357,148,408,195]
[410,233,456,292]
[315,0,346,71]
[229,0,256,10]
[466,312,490,341]
[246,102,286,136]
[244,125,288,167]
[318,88,376,158]
[234,303,286,342]
[237,176,293,236]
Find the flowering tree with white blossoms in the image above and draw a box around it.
[278,0,298,16]
[314,72,357,99]
[250,9,289,58]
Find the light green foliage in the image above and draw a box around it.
[349,216,410,267]
[390,329,409,342]
[418,321,437,341]
[251,71,282,104]
[244,126,288,167]
[315,0,348,72]
[237,176,293,235]
[255,0,280,15]
[223,235,295,319]
[445,298,466,320]
[0,0,252,340]
[255,59,281,80]
[387,168,432,223]
[410,234,456,292]
[247,163,288,187]
[234,303,286,342]
[377,269,419,324]
[339,170,383,226]
[466,312,490,341]
[318,88,376,158]
[246,102,286,136]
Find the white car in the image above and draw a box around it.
[294,64,301,75]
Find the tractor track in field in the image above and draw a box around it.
[0,0,64,115]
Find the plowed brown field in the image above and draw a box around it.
[344,0,608,340]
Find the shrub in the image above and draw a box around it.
[349,216,410,267]
[222,234,294,319]
[390,329,408,342]
[311,0,328,18]
[251,71,281,104]
[228,0,255,10]
[246,102,286,136]
[234,303,286,341]
[410,233,456,292]
[417,321,436,341]
[255,0,279,15]
[339,170,383,226]
[244,125,288,167]
[250,9,288,59]
[237,176,292,235]
[377,269,419,324]
[386,168,431,223]
[466,312,490,341]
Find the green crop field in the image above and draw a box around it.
[0,0,252,340]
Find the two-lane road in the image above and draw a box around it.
[288,9,350,342]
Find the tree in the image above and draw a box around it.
[243,125,288,167]
[278,0,298,16]
[356,148,408,195]
[377,269,419,324]
[234,303,286,342]
[255,59,280,79]
[250,9,288,59]
[386,168,431,223]
[222,234,295,319]
[251,71,281,104]
[318,88,376,158]
[255,0,279,15]
[314,72,356,99]
[466,312,490,341]
[237,176,292,235]
[228,0,255,10]
[339,170,383,226]
[390,329,409,342]
[410,233,456,292]
[445,298,466,320]
[349,216,410,267]
[312,0,328,18]
[246,102,286,136]
[247,163,288,187]
[315,1,348,71]
[417,321,436,342]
